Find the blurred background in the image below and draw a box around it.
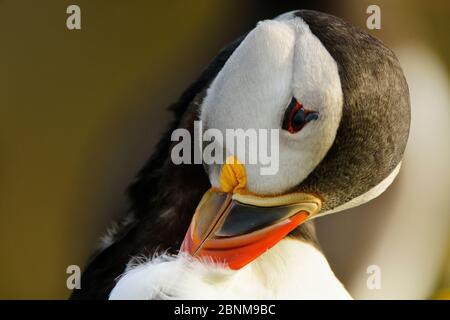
[0,0,448,299]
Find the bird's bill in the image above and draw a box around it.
[180,189,322,269]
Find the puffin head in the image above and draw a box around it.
[179,10,410,269]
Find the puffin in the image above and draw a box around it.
[71,10,410,300]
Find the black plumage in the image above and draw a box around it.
[294,11,410,211]
[70,10,410,299]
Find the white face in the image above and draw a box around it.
[200,16,343,195]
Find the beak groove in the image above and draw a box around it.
[181,189,322,269]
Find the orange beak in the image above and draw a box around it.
[180,157,322,270]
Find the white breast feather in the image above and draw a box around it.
[109,238,352,300]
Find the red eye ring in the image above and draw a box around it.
[282,98,319,134]
[287,102,303,133]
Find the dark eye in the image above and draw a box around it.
[282,97,319,134]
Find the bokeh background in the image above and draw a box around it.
[0,0,449,299]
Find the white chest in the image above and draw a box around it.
[109,238,351,300]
